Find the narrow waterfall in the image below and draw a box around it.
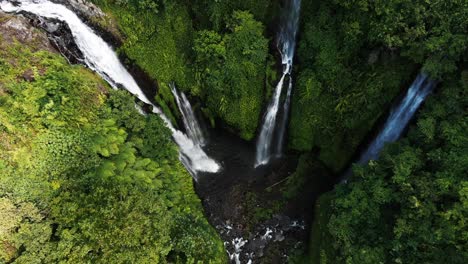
[276,78,293,156]
[255,0,301,167]
[256,74,287,167]
[0,0,220,175]
[356,73,436,165]
[170,84,206,147]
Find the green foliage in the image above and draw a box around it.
[309,193,335,264]
[290,0,467,171]
[92,0,195,98]
[332,0,468,78]
[313,72,468,263]
[194,11,269,140]
[0,39,226,263]
[91,0,272,140]
[288,1,401,170]
[188,0,278,29]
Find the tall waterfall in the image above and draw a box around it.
[0,0,220,175]
[357,73,436,165]
[255,0,301,167]
[276,78,293,156]
[170,84,206,147]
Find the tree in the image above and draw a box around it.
[194,11,268,140]
[0,36,226,263]
[314,71,468,263]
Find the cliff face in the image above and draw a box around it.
[0,12,56,52]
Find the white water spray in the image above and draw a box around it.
[0,0,220,175]
[255,0,301,167]
[170,84,206,147]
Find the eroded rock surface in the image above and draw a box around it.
[0,11,56,52]
[52,0,105,19]
[51,0,122,41]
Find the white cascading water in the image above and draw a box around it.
[0,0,220,175]
[357,73,436,165]
[170,84,206,147]
[255,0,301,167]
[276,78,293,156]
[255,74,286,167]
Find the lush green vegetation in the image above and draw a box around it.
[295,2,468,263]
[311,71,468,264]
[1,0,467,263]
[289,0,468,171]
[0,37,226,263]
[90,0,276,140]
[194,11,268,139]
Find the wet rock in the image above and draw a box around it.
[274,232,285,242]
[42,20,60,33]
[50,0,122,44]
[0,7,83,64]
[22,69,34,82]
[368,48,380,65]
[52,0,105,19]
[0,12,56,52]
[21,13,84,64]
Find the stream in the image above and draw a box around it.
[0,0,437,263]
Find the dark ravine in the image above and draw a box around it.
[4,4,326,263]
[1,0,465,263]
[196,126,338,262]
[197,149,304,262]
[1,2,374,263]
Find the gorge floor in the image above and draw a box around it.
[196,130,335,263]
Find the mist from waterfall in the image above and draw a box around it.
[255,0,301,167]
[0,0,220,175]
[170,84,206,147]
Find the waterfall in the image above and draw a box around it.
[255,0,301,167]
[256,74,287,166]
[356,73,436,165]
[170,84,206,147]
[0,0,220,175]
[276,78,293,156]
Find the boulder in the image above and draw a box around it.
[0,12,56,52]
